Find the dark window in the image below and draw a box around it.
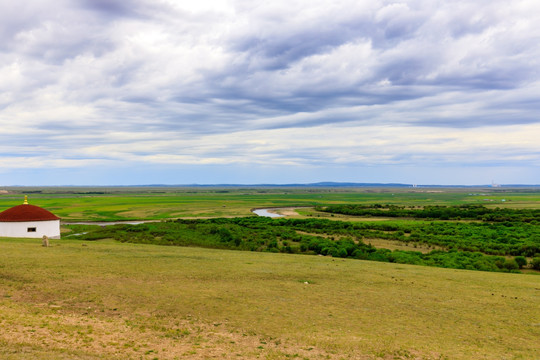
[27,227,36,232]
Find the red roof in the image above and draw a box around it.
[0,204,60,222]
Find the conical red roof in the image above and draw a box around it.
[0,204,60,222]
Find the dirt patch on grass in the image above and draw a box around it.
[364,238,443,253]
[293,232,441,253]
[273,207,302,216]
[295,230,354,241]
[0,302,337,360]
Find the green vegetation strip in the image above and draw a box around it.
[68,216,540,273]
[318,203,540,222]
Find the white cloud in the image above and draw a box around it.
[0,0,539,184]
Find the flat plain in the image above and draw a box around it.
[0,186,539,359]
[1,186,539,221]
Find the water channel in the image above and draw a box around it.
[251,209,285,218]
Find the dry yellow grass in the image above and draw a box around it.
[363,238,441,253]
[0,237,539,359]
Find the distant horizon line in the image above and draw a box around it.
[1,182,540,188]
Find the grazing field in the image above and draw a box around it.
[1,186,539,222]
[0,237,539,360]
[1,186,539,359]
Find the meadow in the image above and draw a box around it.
[1,186,539,221]
[0,186,539,359]
[0,237,539,359]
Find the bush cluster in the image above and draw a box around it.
[70,216,539,273]
[319,204,540,223]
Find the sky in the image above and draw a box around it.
[1,0,539,186]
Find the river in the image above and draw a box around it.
[251,209,285,218]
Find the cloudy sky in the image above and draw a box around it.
[1,0,539,185]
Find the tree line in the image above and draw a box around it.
[317,204,540,222]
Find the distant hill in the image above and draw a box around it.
[138,182,539,188]
[139,182,413,188]
[4,183,539,188]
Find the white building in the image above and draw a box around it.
[0,196,60,239]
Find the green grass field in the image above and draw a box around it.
[1,186,539,359]
[1,186,539,221]
[1,237,539,359]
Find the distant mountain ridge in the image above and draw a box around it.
[4,183,539,188]
[139,182,540,188]
[138,182,411,187]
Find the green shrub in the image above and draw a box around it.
[351,250,368,259]
[514,256,527,269]
[368,250,390,262]
[332,247,348,258]
[503,259,519,271]
[532,257,540,270]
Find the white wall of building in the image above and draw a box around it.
[0,220,60,239]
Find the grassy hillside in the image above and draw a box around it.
[1,237,538,359]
